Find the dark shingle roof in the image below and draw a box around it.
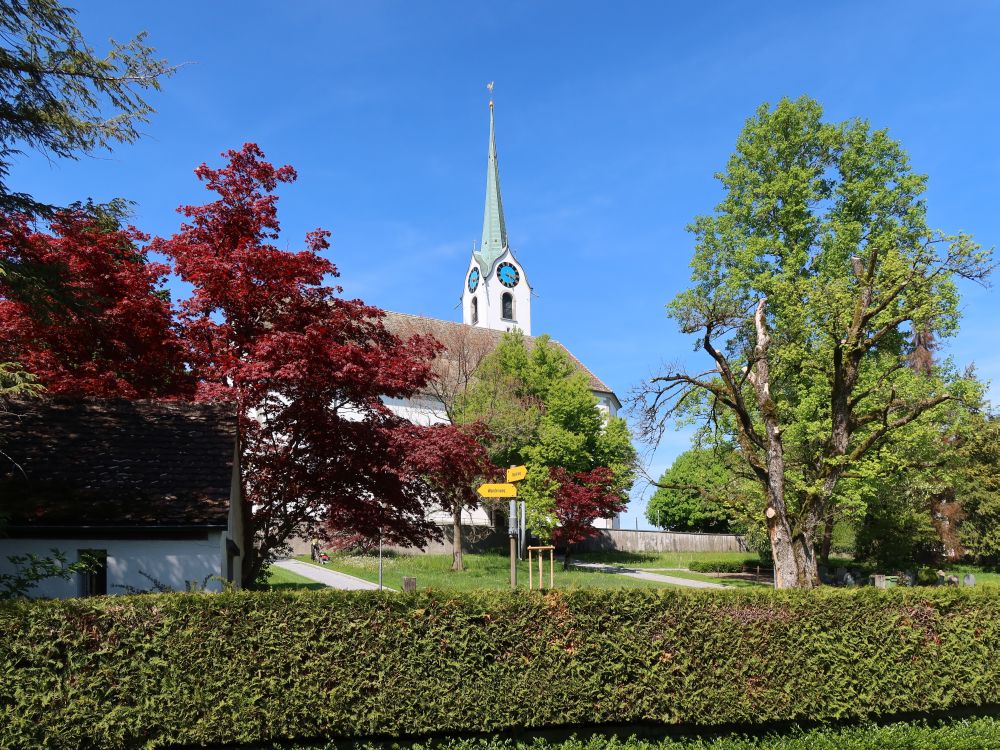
[382,311,618,400]
[0,398,237,528]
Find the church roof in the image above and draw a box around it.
[0,397,237,528]
[473,101,508,276]
[382,311,618,401]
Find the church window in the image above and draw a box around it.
[471,296,479,325]
[502,292,514,320]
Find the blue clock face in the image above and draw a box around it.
[468,267,480,293]
[497,262,519,288]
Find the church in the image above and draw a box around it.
[382,98,621,530]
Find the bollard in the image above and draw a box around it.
[402,576,416,593]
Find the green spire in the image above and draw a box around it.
[474,100,507,275]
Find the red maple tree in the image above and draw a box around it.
[550,466,626,569]
[153,143,444,586]
[390,421,499,570]
[0,209,189,398]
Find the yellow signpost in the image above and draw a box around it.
[477,483,517,498]
[479,466,528,590]
[506,465,527,482]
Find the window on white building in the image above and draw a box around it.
[471,296,479,324]
[502,292,513,320]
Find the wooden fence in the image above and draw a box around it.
[577,528,749,553]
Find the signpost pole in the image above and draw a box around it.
[509,497,517,590]
[480,466,527,592]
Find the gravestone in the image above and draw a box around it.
[872,574,887,589]
[402,576,417,593]
[899,570,916,587]
[963,574,976,587]
[843,572,856,587]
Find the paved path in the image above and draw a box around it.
[571,561,729,589]
[273,559,394,591]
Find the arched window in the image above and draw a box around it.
[502,292,514,320]
[471,296,478,325]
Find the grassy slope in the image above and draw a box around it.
[297,552,679,591]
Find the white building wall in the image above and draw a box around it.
[0,534,227,598]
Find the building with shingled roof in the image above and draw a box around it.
[0,398,243,597]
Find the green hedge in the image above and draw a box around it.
[687,560,757,573]
[1,588,999,749]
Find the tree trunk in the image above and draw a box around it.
[563,545,571,570]
[792,532,820,588]
[451,503,464,572]
[240,498,259,589]
[748,298,816,589]
[820,511,834,566]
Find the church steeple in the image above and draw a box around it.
[474,99,507,275]
[462,89,531,335]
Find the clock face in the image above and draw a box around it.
[497,262,519,288]
[468,267,480,293]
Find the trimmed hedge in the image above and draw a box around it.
[1,588,999,749]
[687,560,758,574]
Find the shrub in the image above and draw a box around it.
[688,560,758,573]
[1,588,998,749]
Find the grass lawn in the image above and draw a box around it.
[297,552,683,591]
[942,564,1000,586]
[266,565,328,591]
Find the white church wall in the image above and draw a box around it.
[0,534,227,598]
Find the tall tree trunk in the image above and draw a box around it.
[749,298,815,589]
[451,503,464,572]
[792,531,820,587]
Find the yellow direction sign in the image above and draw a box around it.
[478,483,517,498]
[506,465,528,482]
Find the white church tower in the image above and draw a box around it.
[461,97,532,335]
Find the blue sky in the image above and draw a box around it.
[10,1,999,529]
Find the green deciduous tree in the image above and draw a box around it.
[646,448,741,532]
[956,415,1000,564]
[459,331,636,541]
[636,96,992,588]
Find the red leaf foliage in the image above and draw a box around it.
[0,211,189,398]
[549,466,626,548]
[152,144,446,584]
[389,421,501,514]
